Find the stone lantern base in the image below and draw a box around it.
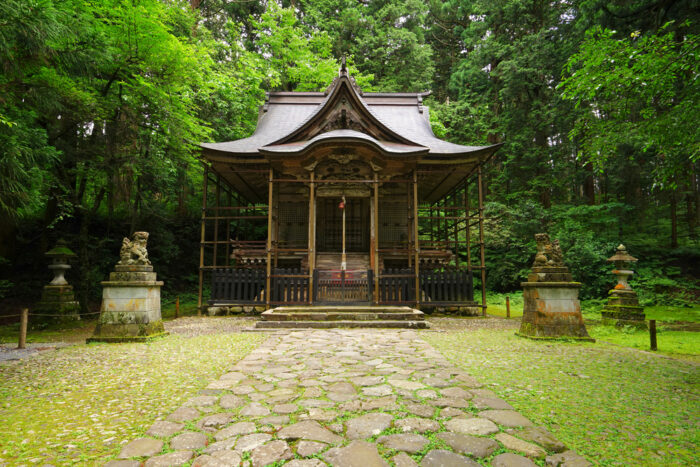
[35,284,80,321]
[601,289,647,329]
[88,265,167,343]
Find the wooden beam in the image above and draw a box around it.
[265,168,274,308]
[477,165,487,314]
[198,164,209,313]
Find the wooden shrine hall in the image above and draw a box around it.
[197,63,501,320]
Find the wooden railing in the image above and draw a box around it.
[377,268,415,305]
[211,266,473,307]
[270,268,310,305]
[313,269,373,304]
[210,268,266,304]
[420,268,473,306]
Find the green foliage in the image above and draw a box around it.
[0,0,696,308]
[295,0,434,91]
[560,23,699,185]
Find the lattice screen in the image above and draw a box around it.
[279,201,308,247]
[379,201,408,247]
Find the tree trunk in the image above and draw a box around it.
[670,191,678,248]
[688,168,697,239]
[583,162,595,205]
[535,130,551,209]
[130,177,141,235]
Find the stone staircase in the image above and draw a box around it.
[255,305,428,329]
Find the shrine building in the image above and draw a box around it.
[197,64,500,316]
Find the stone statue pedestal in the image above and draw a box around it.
[516,235,593,341]
[88,265,167,343]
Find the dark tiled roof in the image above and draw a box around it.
[201,75,499,158]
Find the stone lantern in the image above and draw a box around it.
[35,239,80,320]
[601,244,646,328]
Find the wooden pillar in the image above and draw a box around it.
[465,180,471,270]
[454,191,459,267]
[442,197,448,251]
[225,190,232,265]
[213,173,221,268]
[274,182,280,267]
[265,168,274,308]
[197,165,209,313]
[413,170,420,306]
[477,165,487,314]
[429,204,434,244]
[407,181,412,268]
[373,172,380,303]
[308,171,316,303]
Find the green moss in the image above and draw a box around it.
[425,329,699,466]
[0,333,265,465]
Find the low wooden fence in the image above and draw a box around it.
[419,268,473,307]
[211,266,473,307]
[313,269,373,304]
[210,268,266,304]
[270,268,310,305]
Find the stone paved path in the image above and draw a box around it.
[106,330,590,467]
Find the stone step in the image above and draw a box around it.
[271,305,417,314]
[262,306,424,321]
[262,311,422,321]
[255,320,428,329]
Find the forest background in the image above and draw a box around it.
[0,0,698,315]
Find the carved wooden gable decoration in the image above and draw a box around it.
[270,71,418,147]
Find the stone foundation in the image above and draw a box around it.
[35,284,80,321]
[207,305,267,316]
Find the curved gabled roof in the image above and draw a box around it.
[201,70,500,160]
[261,129,429,156]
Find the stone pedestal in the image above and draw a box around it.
[89,265,166,342]
[601,245,646,329]
[516,234,593,341]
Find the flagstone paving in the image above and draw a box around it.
[106,330,590,466]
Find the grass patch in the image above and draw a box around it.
[485,292,524,318]
[161,294,201,320]
[0,320,96,344]
[0,332,265,465]
[582,301,700,324]
[424,329,699,466]
[589,325,700,357]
